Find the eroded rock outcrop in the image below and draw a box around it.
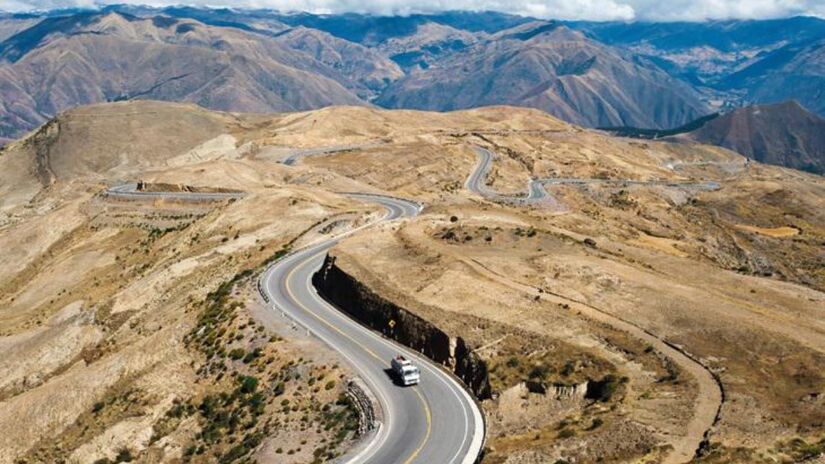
[312,254,491,400]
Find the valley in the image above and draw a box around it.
[0,7,823,166]
[0,100,822,463]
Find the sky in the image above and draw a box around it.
[1,0,824,22]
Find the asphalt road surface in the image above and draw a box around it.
[465,147,722,463]
[466,147,559,207]
[260,193,484,464]
[105,183,246,201]
[468,146,719,208]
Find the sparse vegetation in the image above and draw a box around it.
[174,275,359,462]
[557,428,576,439]
[3,90,824,464]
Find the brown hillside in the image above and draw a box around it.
[683,100,825,174]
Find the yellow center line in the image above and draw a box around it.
[403,387,433,464]
[283,251,433,464]
[285,251,383,362]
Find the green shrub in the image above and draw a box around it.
[220,444,248,463]
[242,348,261,364]
[587,374,625,402]
[561,360,576,376]
[273,382,285,396]
[240,376,259,394]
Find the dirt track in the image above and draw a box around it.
[459,257,723,464]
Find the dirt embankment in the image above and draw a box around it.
[459,257,723,464]
[312,254,492,400]
[135,181,242,194]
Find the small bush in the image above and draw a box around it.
[558,428,576,439]
[586,374,625,402]
[528,364,550,380]
[240,376,259,394]
[273,382,285,396]
[220,444,248,463]
[115,448,133,463]
[561,360,576,376]
[242,348,261,364]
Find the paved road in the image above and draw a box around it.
[260,193,484,464]
[105,183,246,201]
[465,147,554,206]
[468,147,719,208]
[466,147,723,463]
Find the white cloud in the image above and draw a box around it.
[624,0,825,21]
[1,0,824,21]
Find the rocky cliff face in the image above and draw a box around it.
[312,254,492,400]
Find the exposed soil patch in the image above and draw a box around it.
[136,181,242,194]
[734,224,801,237]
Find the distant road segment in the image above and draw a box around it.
[467,146,719,208]
[105,183,246,201]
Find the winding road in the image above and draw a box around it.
[468,146,720,208]
[104,181,484,464]
[259,193,484,464]
[104,181,484,463]
[465,147,723,463]
[104,141,726,463]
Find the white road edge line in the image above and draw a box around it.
[304,273,479,464]
[299,263,398,464]
[265,263,394,464]
[259,195,484,464]
[260,203,399,464]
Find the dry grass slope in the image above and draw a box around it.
[0,100,822,464]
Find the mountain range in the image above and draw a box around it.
[678,101,825,175]
[1,6,825,174]
[572,17,825,114]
